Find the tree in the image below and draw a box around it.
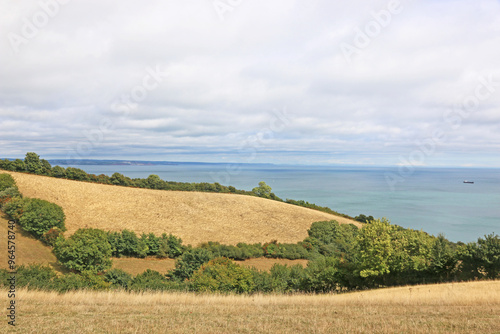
[252,181,272,198]
[12,159,25,172]
[356,218,393,279]
[18,198,66,238]
[169,248,214,281]
[54,228,113,273]
[24,152,44,174]
[190,257,255,293]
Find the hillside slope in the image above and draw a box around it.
[4,171,361,245]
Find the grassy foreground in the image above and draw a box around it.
[2,280,499,333]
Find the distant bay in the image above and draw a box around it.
[58,162,500,243]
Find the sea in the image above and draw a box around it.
[61,163,500,243]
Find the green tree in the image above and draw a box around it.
[169,248,214,281]
[18,198,66,238]
[252,181,272,198]
[190,257,255,293]
[356,218,393,279]
[12,159,26,172]
[54,228,112,273]
[24,152,44,174]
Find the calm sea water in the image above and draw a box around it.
[66,163,500,243]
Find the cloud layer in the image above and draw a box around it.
[1,0,500,166]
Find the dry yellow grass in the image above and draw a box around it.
[4,171,360,245]
[2,280,499,333]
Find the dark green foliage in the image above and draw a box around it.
[18,198,66,238]
[107,230,149,258]
[0,187,21,209]
[190,257,255,293]
[65,167,90,181]
[53,271,110,292]
[0,173,16,191]
[302,256,341,292]
[130,269,172,291]
[12,159,26,172]
[458,233,500,279]
[268,264,305,292]
[15,264,57,290]
[55,228,113,273]
[110,172,133,186]
[169,248,214,281]
[3,196,25,221]
[104,269,133,289]
[354,214,375,224]
[0,159,14,171]
[40,227,64,246]
[157,233,185,258]
[51,165,67,178]
[24,152,44,174]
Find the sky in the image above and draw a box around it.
[1,0,500,166]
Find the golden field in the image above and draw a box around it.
[1,280,499,333]
[3,171,360,246]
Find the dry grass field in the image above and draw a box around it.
[2,280,499,333]
[4,171,360,246]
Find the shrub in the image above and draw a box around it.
[169,248,214,281]
[15,264,57,290]
[130,270,171,291]
[18,198,66,238]
[52,271,110,292]
[3,197,25,221]
[55,228,113,273]
[105,269,133,289]
[40,227,64,246]
[108,230,149,258]
[190,257,255,293]
[0,187,22,209]
[0,174,16,191]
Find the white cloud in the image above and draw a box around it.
[0,0,499,166]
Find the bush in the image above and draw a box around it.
[40,227,64,246]
[0,174,16,191]
[169,248,214,281]
[15,264,57,290]
[105,269,133,289]
[130,270,171,291]
[107,230,149,258]
[52,271,110,292]
[0,187,22,209]
[3,197,25,221]
[18,198,66,238]
[55,228,113,273]
[190,257,255,293]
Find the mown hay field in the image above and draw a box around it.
[4,171,360,246]
[2,280,499,333]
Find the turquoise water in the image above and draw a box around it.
[66,163,500,243]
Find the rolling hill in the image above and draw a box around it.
[3,171,361,246]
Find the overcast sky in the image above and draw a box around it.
[1,0,499,166]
